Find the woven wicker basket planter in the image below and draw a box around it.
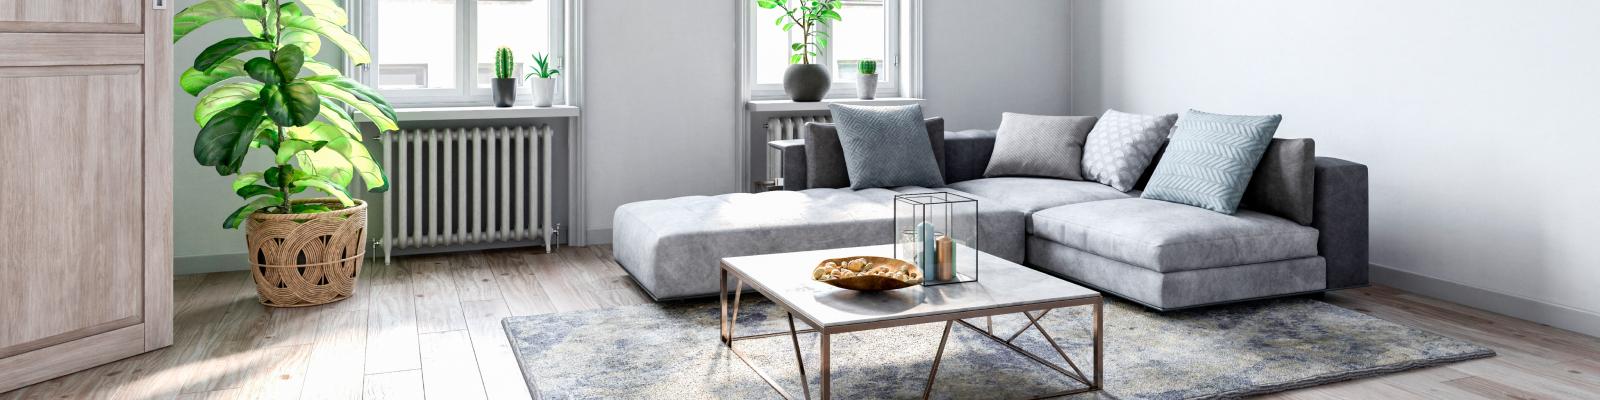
[245,198,368,307]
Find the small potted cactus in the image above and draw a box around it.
[492,47,516,107]
[526,52,560,107]
[856,59,878,100]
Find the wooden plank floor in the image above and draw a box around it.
[3,246,1597,399]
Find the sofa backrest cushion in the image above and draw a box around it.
[804,117,946,189]
[1241,138,1317,225]
[983,113,1098,180]
[1141,110,1282,214]
[1082,109,1178,192]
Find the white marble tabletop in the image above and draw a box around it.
[721,244,1100,330]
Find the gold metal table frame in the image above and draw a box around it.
[719,266,1104,400]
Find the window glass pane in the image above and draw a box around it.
[377,0,456,90]
[833,0,885,83]
[477,0,551,88]
[754,4,797,85]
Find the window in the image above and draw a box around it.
[750,0,903,100]
[361,0,563,106]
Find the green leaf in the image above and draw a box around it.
[293,178,354,207]
[275,44,306,80]
[276,139,328,164]
[223,196,282,229]
[282,82,322,126]
[790,54,803,64]
[824,10,841,21]
[296,147,353,188]
[282,16,370,65]
[234,184,282,200]
[317,98,361,140]
[290,203,334,214]
[179,58,246,96]
[232,173,263,192]
[757,0,779,9]
[279,28,323,57]
[817,37,828,47]
[196,37,275,72]
[244,57,281,85]
[260,85,289,126]
[195,82,262,125]
[174,0,265,43]
[194,100,266,176]
[299,0,349,26]
[791,43,804,51]
[289,122,386,192]
[302,60,341,77]
[305,76,395,120]
[305,80,397,131]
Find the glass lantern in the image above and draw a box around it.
[893,192,979,286]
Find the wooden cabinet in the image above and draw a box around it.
[0,0,172,392]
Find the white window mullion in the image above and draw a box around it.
[458,0,476,98]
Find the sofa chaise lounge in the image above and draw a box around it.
[612,125,1368,310]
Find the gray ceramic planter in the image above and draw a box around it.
[492,78,516,107]
[783,64,831,102]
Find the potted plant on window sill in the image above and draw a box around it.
[493,47,516,107]
[856,59,878,100]
[175,0,397,307]
[758,0,842,102]
[526,52,560,107]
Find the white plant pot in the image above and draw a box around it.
[856,73,879,100]
[531,77,556,107]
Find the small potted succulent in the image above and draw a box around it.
[492,47,516,107]
[856,59,878,100]
[526,52,559,107]
[757,0,842,102]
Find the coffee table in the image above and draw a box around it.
[719,244,1103,399]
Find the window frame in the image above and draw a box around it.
[352,0,567,108]
[748,0,902,101]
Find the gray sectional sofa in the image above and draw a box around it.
[612,127,1368,310]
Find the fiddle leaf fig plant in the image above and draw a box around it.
[175,0,397,228]
[756,0,842,64]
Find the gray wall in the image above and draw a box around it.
[1068,0,1600,333]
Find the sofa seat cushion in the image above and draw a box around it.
[1030,198,1319,272]
[946,177,1132,215]
[612,187,1025,300]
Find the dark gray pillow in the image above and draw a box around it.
[1241,138,1316,225]
[804,117,946,189]
[829,104,945,189]
[983,113,1097,180]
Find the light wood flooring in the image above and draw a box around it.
[2,246,1597,399]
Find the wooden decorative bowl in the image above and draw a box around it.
[813,256,922,291]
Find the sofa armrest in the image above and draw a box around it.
[1313,157,1369,289]
[943,129,998,184]
[769,139,808,190]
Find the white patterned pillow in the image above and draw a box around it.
[1081,109,1178,192]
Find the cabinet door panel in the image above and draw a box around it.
[0,0,142,33]
[0,65,145,359]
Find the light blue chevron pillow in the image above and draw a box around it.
[1141,110,1282,214]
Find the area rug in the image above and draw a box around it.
[502,297,1493,399]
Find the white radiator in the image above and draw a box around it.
[766,115,830,184]
[381,125,556,263]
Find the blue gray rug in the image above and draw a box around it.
[502,297,1492,399]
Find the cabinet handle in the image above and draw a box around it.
[154,0,168,10]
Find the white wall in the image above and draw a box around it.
[581,1,1075,233]
[923,0,1073,130]
[1068,1,1600,324]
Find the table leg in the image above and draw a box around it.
[1093,299,1104,389]
[820,332,831,400]
[719,268,728,345]
[729,279,744,343]
[787,313,812,400]
[922,320,954,399]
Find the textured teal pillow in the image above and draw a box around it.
[829,103,945,189]
[1141,110,1282,214]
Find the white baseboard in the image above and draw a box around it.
[175,253,249,275]
[1371,263,1600,338]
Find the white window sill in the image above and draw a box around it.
[746,97,925,113]
[354,105,581,123]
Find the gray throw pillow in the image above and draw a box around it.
[1081,109,1178,192]
[983,113,1097,180]
[1141,109,1283,214]
[1241,138,1316,225]
[829,104,945,189]
[804,118,946,189]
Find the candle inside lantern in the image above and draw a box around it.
[936,233,954,281]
